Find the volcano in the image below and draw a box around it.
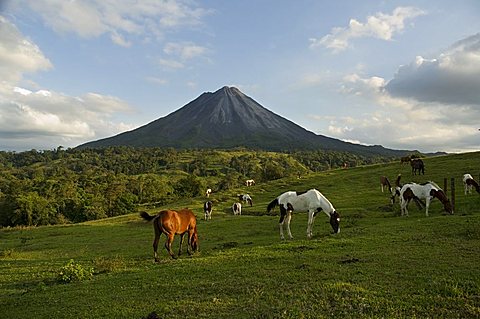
[78,86,408,156]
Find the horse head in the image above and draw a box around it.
[329,211,341,234]
[431,189,453,214]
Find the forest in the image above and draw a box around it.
[0,146,397,227]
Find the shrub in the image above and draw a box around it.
[58,259,94,283]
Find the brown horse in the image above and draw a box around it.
[140,209,198,262]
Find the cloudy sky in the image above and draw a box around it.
[1,0,479,153]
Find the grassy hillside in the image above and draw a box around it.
[1,152,479,318]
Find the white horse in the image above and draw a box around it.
[203,201,213,220]
[232,202,242,215]
[245,179,255,186]
[267,189,340,240]
[238,194,253,206]
[399,182,453,216]
[463,174,480,195]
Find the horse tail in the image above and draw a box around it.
[267,198,279,213]
[140,211,155,222]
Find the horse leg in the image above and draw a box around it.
[278,210,286,240]
[164,233,177,259]
[178,233,185,256]
[187,229,195,255]
[425,197,431,216]
[285,211,293,239]
[306,211,314,238]
[153,221,161,262]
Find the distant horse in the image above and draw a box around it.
[380,176,392,193]
[238,194,253,206]
[205,188,212,197]
[381,175,402,204]
[399,182,453,216]
[400,155,411,165]
[390,174,403,204]
[232,202,242,215]
[410,159,425,175]
[203,201,213,220]
[140,209,198,262]
[245,179,255,186]
[267,189,340,240]
[463,174,480,194]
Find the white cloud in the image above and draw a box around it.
[0,14,138,151]
[315,68,480,153]
[11,0,212,46]
[0,84,136,151]
[310,6,425,53]
[157,41,210,69]
[386,33,480,106]
[0,16,52,83]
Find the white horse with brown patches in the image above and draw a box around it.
[463,174,480,195]
[232,202,242,215]
[400,182,453,216]
[267,189,340,240]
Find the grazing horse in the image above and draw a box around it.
[267,189,340,240]
[463,174,480,194]
[390,174,403,204]
[399,182,453,216]
[232,202,242,215]
[380,176,392,193]
[238,194,253,206]
[245,179,255,186]
[203,201,213,220]
[140,209,198,262]
[410,158,425,175]
[400,155,411,165]
[205,188,212,197]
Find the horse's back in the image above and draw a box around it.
[158,209,196,234]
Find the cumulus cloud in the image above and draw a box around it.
[0,15,137,151]
[158,41,210,69]
[0,84,136,151]
[0,16,52,83]
[385,33,480,106]
[11,0,211,46]
[318,67,480,152]
[310,6,425,53]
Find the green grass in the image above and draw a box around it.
[1,152,480,318]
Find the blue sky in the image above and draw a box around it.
[1,0,479,153]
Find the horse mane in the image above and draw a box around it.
[428,181,441,189]
[267,198,279,212]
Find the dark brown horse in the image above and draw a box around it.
[140,209,198,262]
[410,158,425,175]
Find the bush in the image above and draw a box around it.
[58,259,94,283]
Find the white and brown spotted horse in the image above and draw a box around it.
[267,189,340,240]
[463,174,480,195]
[232,202,242,215]
[400,182,453,216]
[203,201,213,220]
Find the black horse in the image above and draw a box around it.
[410,159,425,175]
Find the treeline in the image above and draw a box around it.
[0,147,395,227]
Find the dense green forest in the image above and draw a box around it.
[0,146,398,227]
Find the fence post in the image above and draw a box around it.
[450,177,455,214]
[444,178,448,193]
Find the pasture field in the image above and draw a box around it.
[1,152,480,318]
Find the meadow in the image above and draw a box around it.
[1,152,479,318]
